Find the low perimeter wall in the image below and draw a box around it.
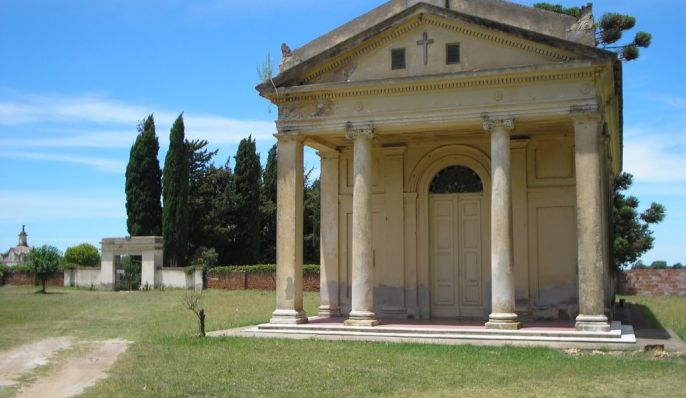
[4,272,63,287]
[64,268,101,288]
[619,269,686,296]
[207,271,320,291]
[64,267,201,290]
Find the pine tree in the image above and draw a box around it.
[125,115,162,236]
[260,144,278,263]
[534,3,651,61]
[613,172,665,269]
[233,136,262,265]
[162,114,190,267]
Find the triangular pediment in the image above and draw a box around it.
[263,4,612,92]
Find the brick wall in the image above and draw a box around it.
[207,271,320,292]
[619,269,686,296]
[3,272,63,287]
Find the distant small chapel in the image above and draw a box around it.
[1,226,31,267]
[257,0,621,332]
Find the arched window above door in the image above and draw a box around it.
[429,165,483,194]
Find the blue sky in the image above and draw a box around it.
[0,0,683,265]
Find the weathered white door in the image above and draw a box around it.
[430,194,483,317]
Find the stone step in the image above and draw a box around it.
[256,321,635,344]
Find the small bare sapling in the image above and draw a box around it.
[183,291,206,337]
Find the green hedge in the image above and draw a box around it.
[207,264,320,275]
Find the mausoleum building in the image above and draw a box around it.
[257,0,621,332]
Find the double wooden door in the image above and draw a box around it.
[430,194,483,318]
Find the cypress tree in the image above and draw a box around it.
[260,144,278,263]
[233,136,262,265]
[162,114,190,267]
[125,115,162,236]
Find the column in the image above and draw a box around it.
[270,134,307,324]
[141,250,156,289]
[573,115,611,332]
[319,150,341,317]
[100,248,116,291]
[345,124,379,327]
[484,118,520,330]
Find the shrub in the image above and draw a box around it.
[64,243,100,268]
[673,262,684,269]
[0,264,8,284]
[650,260,668,269]
[191,247,218,269]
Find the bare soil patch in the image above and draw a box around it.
[16,339,130,398]
[0,337,73,387]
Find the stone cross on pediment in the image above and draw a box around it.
[416,31,434,66]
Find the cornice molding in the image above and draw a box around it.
[270,67,598,105]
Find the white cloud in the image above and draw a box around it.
[0,191,124,222]
[623,125,686,183]
[0,92,277,147]
[0,131,137,149]
[0,151,126,173]
[0,93,146,125]
[652,94,686,110]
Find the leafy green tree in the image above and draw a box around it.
[206,160,237,265]
[613,173,666,269]
[162,114,190,267]
[260,144,278,263]
[650,260,668,270]
[126,115,162,236]
[64,243,100,267]
[303,174,320,264]
[673,263,684,270]
[233,136,262,265]
[30,245,62,293]
[534,3,651,61]
[187,139,220,260]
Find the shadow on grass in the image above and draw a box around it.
[617,301,671,340]
[33,290,67,295]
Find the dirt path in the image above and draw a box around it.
[0,337,74,387]
[16,339,130,398]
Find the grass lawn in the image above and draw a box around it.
[0,286,684,398]
[620,295,686,342]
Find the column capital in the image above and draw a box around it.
[345,122,375,140]
[276,133,306,143]
[483,118,515,133]
[570,104,601,119]
[317,150,340,160]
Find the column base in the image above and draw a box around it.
[318,305,343,317]
[344,310,379,327]
[485,312,521,330]
[575,314,610,332]
[270,309,308,325]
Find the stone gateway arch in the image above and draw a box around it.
[257,0,619,333]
